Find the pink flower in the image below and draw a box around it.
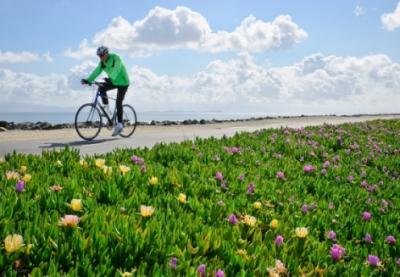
[386,235,396,245]
[247,183,255,195]
[170,257,178,269]
[215,171,223,181]
[364,233,373,244]
[275,235,284,246]
[276,171,285,180]
[362,211,372,221]
[198,264,206,276]
[215,269,224,277]
[328,230,337,241]
[303,165,315,173]
[367,255,381,267]
[228,214,238,225]
[330,244,345,261]
[15,180,25,192]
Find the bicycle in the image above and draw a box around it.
[74,81,137,141]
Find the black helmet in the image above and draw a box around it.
[96,46,109,56]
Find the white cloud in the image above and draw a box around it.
[0,51,40,63]
[0,50,54,63]
[65,39,97,59]
[67,6,307,58]
[354,5,366,16]
[1,53,399,115]
[381,2,400,31]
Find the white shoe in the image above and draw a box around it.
[112,123,123,137]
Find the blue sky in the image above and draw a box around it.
[1,0,399,114]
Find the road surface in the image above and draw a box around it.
[0,115,398,157]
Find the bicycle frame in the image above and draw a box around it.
[92,84,116,127]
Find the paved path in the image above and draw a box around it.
[0,115,399,157]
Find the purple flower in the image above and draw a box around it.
[333,155,340,163]
[386,235,396,245]
[323,160,330,168]
[381,199,389,207]
[367,255,381,267]
[215,269,224,277]
[215,172,223,181]
[397,258,400,267]
[362,211,372,221]
[321,169,327,176]
[15,180,25,192]
[303,165,315,173]
[197,264,206,276]
[364,233,373,244]
[347,175,354,182]
[228,214,238,225]
[170,257,178,269]
[238,174,244,182]
[275,235,284,246]
[328,230,337,241]
[276,171,285,180]
[247,183,255,195]
[301,204,309,214]
[330,244,345,261]
[224,146,241,155]
[130,155,144,165]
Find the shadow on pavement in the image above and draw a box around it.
[40,138,119,149]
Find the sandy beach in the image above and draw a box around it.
[0,114,399,157]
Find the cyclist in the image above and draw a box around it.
[81,46,130,136]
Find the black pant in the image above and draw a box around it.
[99,82,128,123]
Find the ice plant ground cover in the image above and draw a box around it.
[0,119,399,276]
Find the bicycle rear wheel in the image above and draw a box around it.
[74,103,102,141]
[119,104,137,137]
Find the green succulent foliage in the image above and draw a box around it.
[0,119,399,276]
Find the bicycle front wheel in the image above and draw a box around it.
[74,103,102,141]
[120,104,137,138]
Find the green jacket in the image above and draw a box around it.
[87,53,130,86]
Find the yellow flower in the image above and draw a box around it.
[59,215,80,227]
[20,166,27,174]
[103,166,113,175]
[253,201,262,209]
[267,259,287,276]
[119,165,131,175]
[69,199,83,212]
[178,193,187,204]
[121,272,132,277]
[79,159,88,168]
[243,215,257,227]
[295,227,309,238]
[56,160,63,166]
[22,174,32,183]
[270,219,279,229]
[140,205,155,217]
[6,171,20,181]
[236,249,249,260]
[4,234,24,254]
[149,176,158,186]
[95,159,105,168]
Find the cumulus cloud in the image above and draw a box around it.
[67,6,307,58]
[0,51,41,63]
[1,53,399,115]
[381,2,400,31]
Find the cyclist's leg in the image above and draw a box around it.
[99,82,116,105]
[116,86,128,124]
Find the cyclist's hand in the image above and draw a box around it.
[103,77,111,83]
[81,79,89,85]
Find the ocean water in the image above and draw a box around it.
[0,111,271,124]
